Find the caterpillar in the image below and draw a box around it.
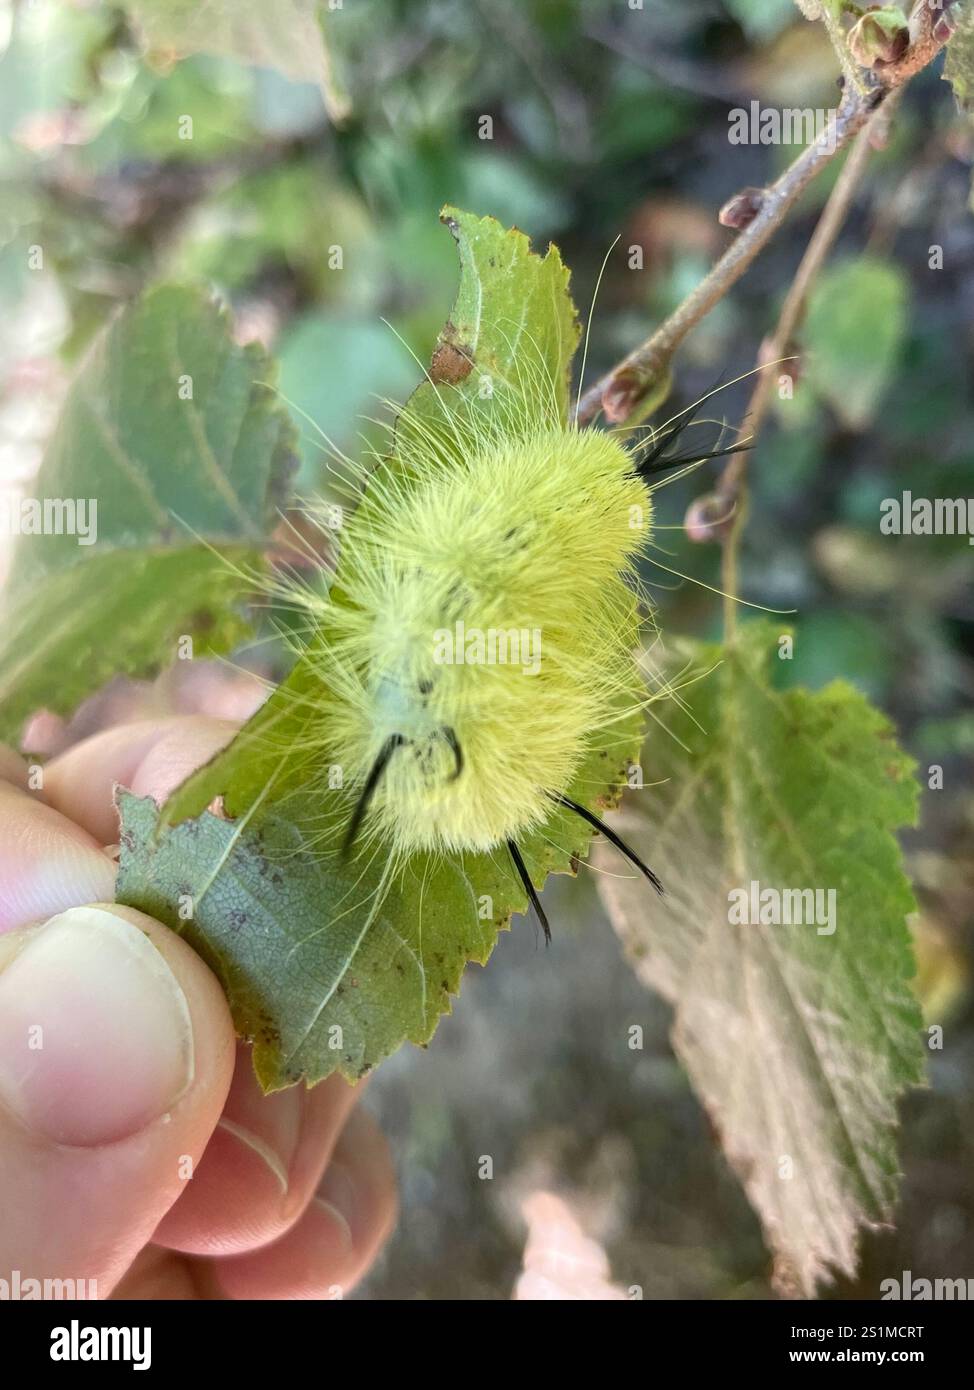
[265,344,744,942]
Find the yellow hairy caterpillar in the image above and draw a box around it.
[271,349,743,941]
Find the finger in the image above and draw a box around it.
[108,1244,206,1301]
[0,746,30,790]
[20,665,265,763]
[153,1044,361,1256]
[0,782,115,934]
[35,711,368,1266]
[213,1107,397,1300]
[0,904,235,1296]
[42,716,238,846]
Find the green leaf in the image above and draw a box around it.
[596,625,925,1294]
[118,720,641,1091]
[116,790,509,1090]
[944,6,974,113]
[117,209,641,1090]
[414,204,581,435]
[0,549,254,743]
[117,675,640,1093]
[803,256,908,430]
[0,284,297,744]
[121,0,349,121]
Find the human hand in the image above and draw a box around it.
[0,716,396,1300]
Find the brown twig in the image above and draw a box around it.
[574,90,876,426]
[718,114,884,639]
[574,3,949,428]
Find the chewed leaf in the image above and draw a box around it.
[373,205,581,486]
[0,284,297,745]
[117,790,508,1090]
[425,205,580,425]
[117,703,642,1089]
[596,624,925,1295]
[117,210,644,1089]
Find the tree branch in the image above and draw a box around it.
[574,3,949,428]
[717,115,882,640]
[574,90,876,426]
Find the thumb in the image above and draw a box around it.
[0,903,235,1297]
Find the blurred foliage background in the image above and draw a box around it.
[2,0,973,1298]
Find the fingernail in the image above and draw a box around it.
[217,1117,290,1195]
[215,1056,359,1209]
[313,1103,383,1248]
[0,905,194,1146]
